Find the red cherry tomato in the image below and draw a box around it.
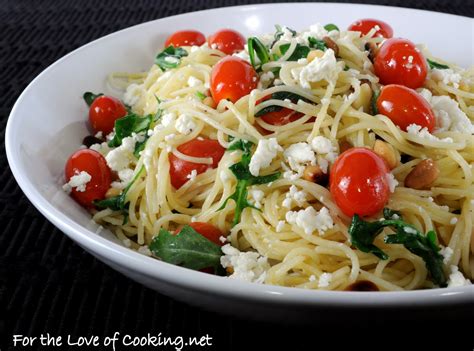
[175,222,224,246]
[377,84,435,132]
[255,96,304,126]
[89,96,127,135]
[330,148,390,217]
[164,30,206,47]
[210,56,258,104]
[169,138,225,189]
[348,18,393,38]
[65,149,112,208]
[208,29,246,55]
[374,38,428,89]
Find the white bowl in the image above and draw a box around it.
[6,3,473,321]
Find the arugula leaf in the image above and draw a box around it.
[308,37,327,51]
[83,92,103,107]
[324,23,340,32]
[149,225,222,272]
[254,91,310,117]
[247,37,271,70]
[279,43,310,61]
[219,139,280,226]
[427,58,449,70]
[371,89,380,115]
[155,45,188,71]
[94,166,144,214]
[133,106,163,157]
[108,113,152,148]
[348,211,446,286]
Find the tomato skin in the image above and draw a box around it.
[65,149,112,208]
[208,29,246,55]
[377,84,436,132]
[374,38,428,89]
[260,108,304,125]
[169,138,225,189]
[210,56,258,104]
[330,148,390,217]
[175,222,224,246]
[348,18,393,38]
[164,30,206,47]
[89,96,127,135]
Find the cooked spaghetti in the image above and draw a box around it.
[63,21,474,291]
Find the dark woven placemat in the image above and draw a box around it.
[1,1,473,350]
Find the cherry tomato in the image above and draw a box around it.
[374,38,428,89]
[377,84,435,132]
[175,222,224,246]
[330,147,390,217]
[65,149,112,208]
[89,96,127,135]
[164,30,206,47]
[208,29,246,55]
[210,56,258,104]
[348,18,393,38]
[169,138,225,189]
[255,96,304,126]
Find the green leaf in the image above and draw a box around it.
[83,92,103,107]
[272,25,297,46]
[155,46,188,71]
[383,208,402,220]
[195,91,206,100]
[324,23,340,32]
[371,89,380,115]
[247,37,271,70]
[254,91,310,117]
[427,58,449,70]
[149,225,223,271]
[348,212,447,287]
[279,43,310,61]
[308,37,327,51]
[108,113,153,148]
[219,139,280,226]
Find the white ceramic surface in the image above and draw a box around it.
[6,3,473,321]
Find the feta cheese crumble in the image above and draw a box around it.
[249,189,265,208]
[62,171,92,193]
[285,206,334,235]
[186,169,198,181]
[175,114,197,135]
[123,83,144,107]
[282,185,307,209]
[220,244,270,283]
[439,246,453,264]
[447,265,472,287]
[291,49,342,88]
[249,138,282,176]
[406,123,453,143]
[318,272,333,288]
[284,142,316,172]
[430,68,462,89]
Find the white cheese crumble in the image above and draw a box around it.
[430,68,462,89]
[94,131,103,139]
[440,246,453,264]
[220,244,270,283]
[161,112,176,127]
[285,206,334,235]
[232,50,251,63]
[219,236,227,244]
[291,49,342,88]
[406,123,453,143]
[249,138,282,176]
[403,226,418,234]
[447,265,472,288]
[318,272,333,288]
[284,142,316,172]
[282,185,307,209]
[186,169,198,181]
[123,83,144,107]
[89,142,110,156]
[386,173,398,193]
[249,189,265,209]
[112,168,134,190]
[62,171,92,193]
[105,136,136,172]
[175,114,196,135]
[164,56,180,65]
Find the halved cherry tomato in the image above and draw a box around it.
[377,84,435,132]
[169,138,225,189]
[348,18,393,38]
[374,38,428,89]
[164,30,206,47]
[65,149,112,208]
[208,29,246,55]
[255,96,304,126]
[175,222,224,246]
[210,56,258,104]
[330,147,390,217]
[89,96,127,135]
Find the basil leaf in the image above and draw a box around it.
[308,37,327,51]
[248,37,271,70]
[254,91,310,117]
[149,225,222,272]
[108,113,152,148]
[155,46,188,71]
[383,208,402,220]
[219,139,280,226]
[273,25,297,46]
[279,43,310,61]
[254,105,284,117]
[83,92,103,107]
[371,89,380,115]
[427,58,449,70]
[348,211,446,287]
[195,91,206,100]
[324,23,339,32]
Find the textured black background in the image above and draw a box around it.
[1,1,473,350]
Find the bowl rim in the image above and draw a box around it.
[6,2,473,308]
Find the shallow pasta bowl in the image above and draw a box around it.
[5,3,473,321]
